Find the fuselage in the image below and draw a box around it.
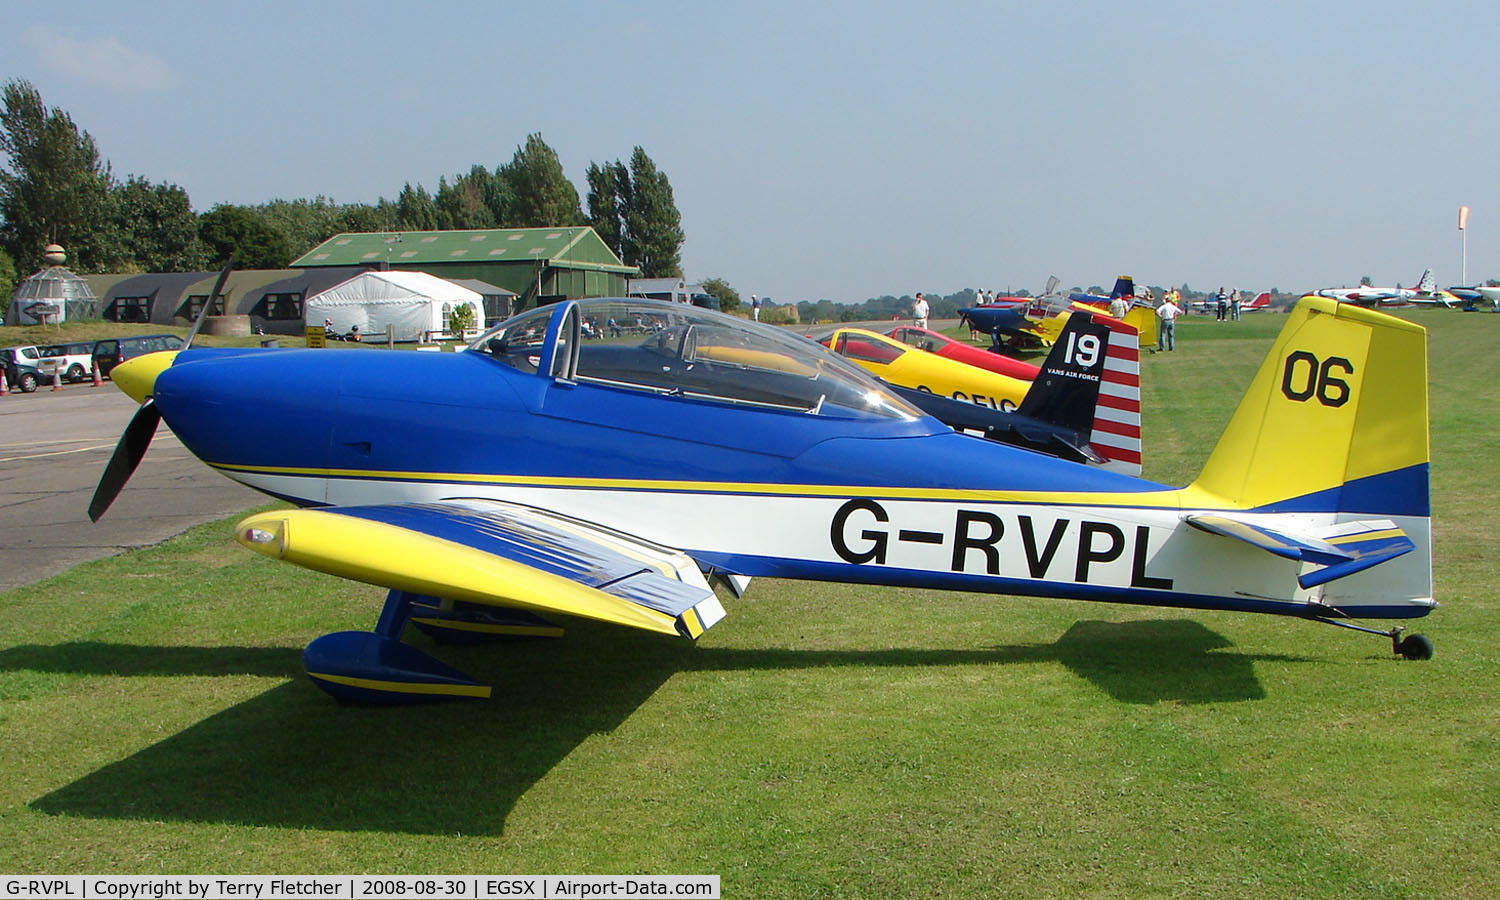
[148,344,1432,620]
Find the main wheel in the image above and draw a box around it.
[1398,633,1434,660]
[18,372,37,392]
[67,364,86,382]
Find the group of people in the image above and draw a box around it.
[901,284,1259,354]
[1212,287,1244,321]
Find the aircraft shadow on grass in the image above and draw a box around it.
[14,619,1292,836]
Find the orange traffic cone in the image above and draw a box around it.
[91,363,103,387]
[51,368,63,391]
[0,373,8,396]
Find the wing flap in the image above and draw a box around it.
[1185,513,1415,589]
[236,499,725,639]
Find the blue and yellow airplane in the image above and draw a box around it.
[91,294,1436,703]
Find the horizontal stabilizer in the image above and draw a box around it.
[236,499,727,639]
[1185,514,1415,589]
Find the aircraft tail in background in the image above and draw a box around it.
[1016,312,1142,475]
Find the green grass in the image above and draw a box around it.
[2,310,1498,897]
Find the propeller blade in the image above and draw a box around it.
[88,399,162,522]
[183,261,233,350]
[87,262,227,523]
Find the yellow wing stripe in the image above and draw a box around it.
[1327,528,1406,545]
[679,607,705,639]
[409,616,566,638]
[236,509,681,637]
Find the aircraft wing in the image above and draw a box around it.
[235,498,727,639]
[1185,513,1415,589]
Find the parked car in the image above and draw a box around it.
[1,346,46,393]
[92,334,185,378]
[37,341,97,383]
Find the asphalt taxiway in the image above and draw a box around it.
[0,383,263,592]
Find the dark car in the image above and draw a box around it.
[92,334,185,378]
[1,346,46,393]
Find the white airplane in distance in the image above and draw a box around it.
[1313,269,1459,308]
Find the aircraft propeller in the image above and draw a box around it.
[87,262,232,522]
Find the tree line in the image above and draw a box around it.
[0,79,685,299]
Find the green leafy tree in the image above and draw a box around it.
[759,303,797,325]
[0,79,114,272]
[619,147,683,277]
[500,133,582,227]
[0,247,16,301]
[585,160,628,257]
[396,182,438,231]
[255,197,352,261]
[447,301,476,334]
[106,176,207,272]
[700,276,740,313]
[198,204,294,269]
[435,166,500,230]
[335,200,395,234]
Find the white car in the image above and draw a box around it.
[36,341,96,383]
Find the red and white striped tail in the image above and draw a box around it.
[1092,318,1141,476]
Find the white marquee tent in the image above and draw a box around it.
[304,270,483,341]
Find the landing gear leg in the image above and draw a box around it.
[302,589,492,704]
[1311,617,1434,660]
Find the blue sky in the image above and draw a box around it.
[3,0,1497,302]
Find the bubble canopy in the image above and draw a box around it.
[471,298,921,420]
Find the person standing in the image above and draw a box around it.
[751,295,760,322]
[1156,294,1183,351]
[913,292,930,330]
[1230,288,1241,321]
[1108,293,1130,320]
[1215,287,1228,322]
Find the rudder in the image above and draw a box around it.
[1186,296,1428,514]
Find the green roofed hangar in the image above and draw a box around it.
[290,226,638,312]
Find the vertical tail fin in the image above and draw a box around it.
[1088,317,1142,475]
[1415,268,1436,293]
[1186,297,1428,514]
[1244,291,1271,311]
[1121,304,1159,350]
[1108,275,1135,301]
[1017,312,1143,475]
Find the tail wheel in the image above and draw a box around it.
[1398,633,1434,660]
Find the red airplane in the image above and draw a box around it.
[884,324,1042,381]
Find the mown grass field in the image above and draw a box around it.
[1,308,1496,897]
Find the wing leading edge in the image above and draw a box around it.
[235,498,727,639]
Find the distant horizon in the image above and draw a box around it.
[3,2,1495,303]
